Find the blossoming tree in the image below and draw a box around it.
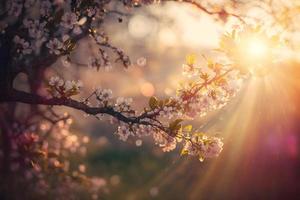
[0,0,295,199]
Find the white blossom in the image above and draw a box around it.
[135,124,153,137]
[40,0,52,17]
[62,34,70,42]
[46,38,63,55]
[65,80,83,91]
[182,64,198,77]
[61,12,78,29]
[49,76,63,87]
[48,76,82,97]
[95,88,113,102]
[73,25,82,35]
[23,19,48,39]
[116,124,133,141]
[159,106,175,119]
[24,0,36,8]
[7,0,23,17]
[115,97,132,112]
[153,132,177,152]
[87,8,97,17]
[13,35,32,55]
[182,134,223,161]
[95,35,105,43]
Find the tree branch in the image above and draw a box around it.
[164,0,246,23]
[3,89,166,131]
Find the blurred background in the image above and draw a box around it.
[35,2,300,199]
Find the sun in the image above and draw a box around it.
[230,32,276,76]
[246,37,268,58]
[240,36,272,76]
[239,35,271,62]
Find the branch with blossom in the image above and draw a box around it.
[4,48,244,161]
[0,0,291,199]
[0,0,247,161]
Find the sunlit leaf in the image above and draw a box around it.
[186,54,196,66]
[180,149,188,156]
[149,96,158,109]
[183,125,193,132]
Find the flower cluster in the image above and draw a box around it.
[1,116,107,199]
[13,35,32,56]
[46,38,64,55]
[6,0,133,71]
[48,76,83,98]
[182,54,198,77]
[95,88,113,107]
[181,133,224,161]
[177,56,243,118]
[115,122,177,153]
[115,97,133,112]
[109,52,244,160]
[40,0,52,17]
[115,122,176,152]
[7,0,23,17]
[153,131,177,152]
[23,19,48,39]
[61,12,83,35]
[116,123,134,141]
[158,106,176,119]
[22,18,49,53]
[61,13,78,30]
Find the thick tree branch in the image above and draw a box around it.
[2,89,166,132]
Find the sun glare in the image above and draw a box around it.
[248,38,268,57]
[246,37,268,58]
[234,34,275,76]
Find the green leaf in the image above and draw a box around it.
[164,98,172,105]
[180,149,188,156]
[183,125,193,132]
[149,96,158,109]
[169,119,183,130]
[186,54,196,66]
[65,40,76,53]
[158,100,164,107]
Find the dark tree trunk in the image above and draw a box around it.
[0,29,14,99]
[0,106,14,200]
